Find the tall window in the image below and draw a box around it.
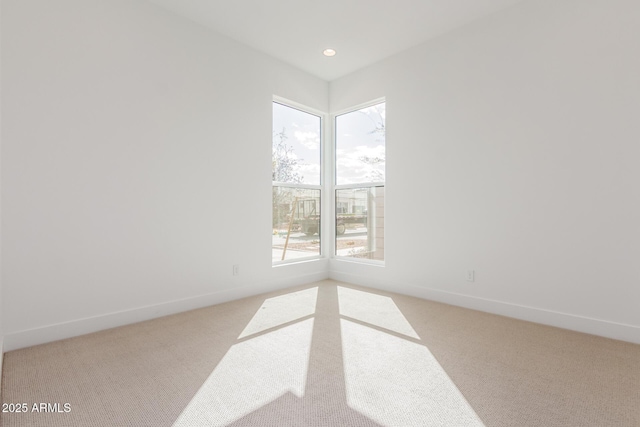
[335,101,385,261]
[272,101,322,263]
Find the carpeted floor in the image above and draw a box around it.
[1,280,639,426]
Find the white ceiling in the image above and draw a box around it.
[146,0,526,81]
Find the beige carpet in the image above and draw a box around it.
[1,280,639,427]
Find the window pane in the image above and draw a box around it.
[273,102,321,185]
[273,186,321,262]
[336,186,384,260]
[335,103,385,185]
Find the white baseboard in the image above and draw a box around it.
[6,268,637,351]
[330,270,640,345]
[3,270,329,352]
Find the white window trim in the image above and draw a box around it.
[331,97,386,119]
[272,182,322,190]
[332,98,386,265]
[335,182,385,190]
[272,96,326,266]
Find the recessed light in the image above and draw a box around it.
[323,48,336,57]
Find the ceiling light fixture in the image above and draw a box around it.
[323,48,336,57]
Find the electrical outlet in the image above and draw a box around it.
[467,270,475,282]
[233,265,240,276]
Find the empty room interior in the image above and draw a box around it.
[1,0,639,426]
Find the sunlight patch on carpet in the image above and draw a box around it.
[238,287,318,339]
[173,318,314,427]
[337,286,419,339]
[341,319,484,427]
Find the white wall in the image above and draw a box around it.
[1,0,329,350]
[2,0,638,350]
[329,0,640,343]
[0,0,4,369]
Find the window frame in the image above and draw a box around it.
[332,98,386,265]
[272,96,326,266]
